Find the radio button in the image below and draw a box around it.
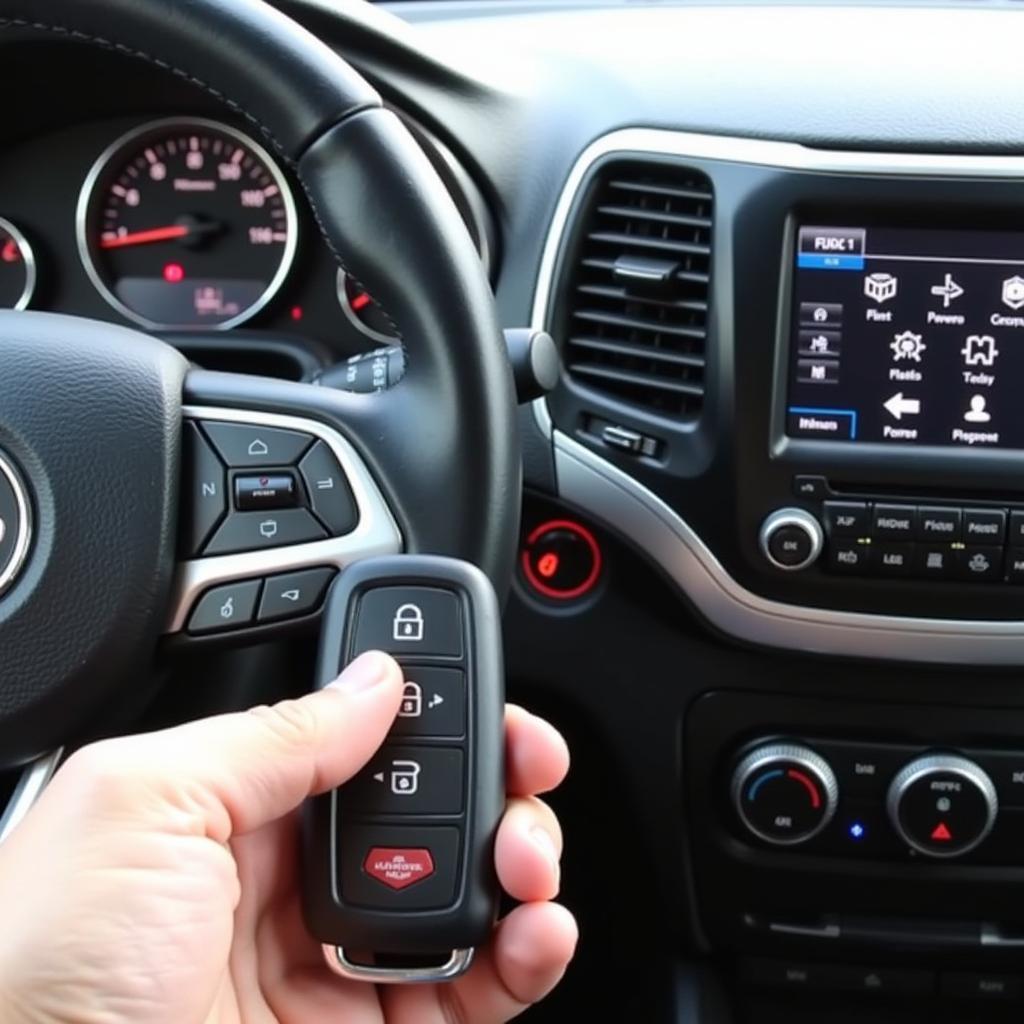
[828,541,870,573]
[1008,511,1024,545]
[823,501,869,537]
[915,545,955,579]
[964,509,1007,545]
[917,507,962,543]
[874,542,914,576]
[1006,549,1024,583]
[793,475,828,501]
[957,546,1003,582]
[872,504,917,540]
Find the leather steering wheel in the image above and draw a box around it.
[0,0,519,765]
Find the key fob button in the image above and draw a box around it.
[344,745,464,815]
[393,667,466,738]
[352,587,462,658]
[339,825,461,910]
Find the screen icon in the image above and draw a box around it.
[929,273,965,308]
[797,329,842,357]
[883,392,921,420]
[890,330,926,362]
[1003,276,1024,310]
[798,302,843,327]
[865,272,898,304]
[964,395,992,423]
[961,334,1000,367]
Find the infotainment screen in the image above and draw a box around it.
[786,224,1024,448]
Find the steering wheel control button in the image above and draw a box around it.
[201,421,312,468]
[759,509,823,571]
[299,441,358,535]
[732,744,839,846]
[521,519,602,601]
[0,451,30,598]
[338,826,460,910]
[352,587,463,658]
[187,579,262,634]
[234,472,299,512]
[204,508,327,556]
[887,755,998,858]
[391,667,466,739]
[345,746,465,816]
[257,567,335,623]
[183,423,227,556]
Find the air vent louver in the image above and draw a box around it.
[558,161,713,419]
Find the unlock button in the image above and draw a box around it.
[352,587,463,658]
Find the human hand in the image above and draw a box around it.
[0,651,575,1023]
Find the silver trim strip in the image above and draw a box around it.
[533,128,1024,664]
[0,749,62,845]
[76,117,299,332]
[167,407,402,633]
[556,429,1024,665]
[0,216,36,311]
[323,944,475,984]
[0,450,32,599]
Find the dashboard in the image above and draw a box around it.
[12,3,1024,1023]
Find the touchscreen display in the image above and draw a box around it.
[786,224,1024,448]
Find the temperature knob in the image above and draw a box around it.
[732,743,838,846]
[759,509,823,571]
[887,754,997,859]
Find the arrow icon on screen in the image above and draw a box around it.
[884,393,921,420]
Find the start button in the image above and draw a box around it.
[521,519,602,601]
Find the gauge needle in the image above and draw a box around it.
[100,225,192,249]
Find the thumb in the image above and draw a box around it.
[57,651,404,841]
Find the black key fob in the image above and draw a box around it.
[302,555,504,983]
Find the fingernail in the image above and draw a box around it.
[327,652,393,694]
[530,825,560,869]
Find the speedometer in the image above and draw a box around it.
[77,118,297,330]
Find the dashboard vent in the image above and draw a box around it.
[558,161,713,419]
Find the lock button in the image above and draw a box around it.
[351,587,463,659]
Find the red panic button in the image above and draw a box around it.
[521,519,602,601]
[363,847,435,891]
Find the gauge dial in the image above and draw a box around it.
[0,218,36,311]
[337,269,399,343]
[77,118,297,330]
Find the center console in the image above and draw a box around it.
[532,128,1024,1020]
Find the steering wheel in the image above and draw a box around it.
[0,0,519,766]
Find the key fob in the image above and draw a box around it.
[302,554,504,983]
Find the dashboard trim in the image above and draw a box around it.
[534,128,1024,665]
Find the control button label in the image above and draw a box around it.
[363,847,435,891]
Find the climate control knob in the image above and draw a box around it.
[887,754,998,859]
[759,508,823,571]
[732,743,839,846]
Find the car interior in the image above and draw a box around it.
[4,0,1024,1020]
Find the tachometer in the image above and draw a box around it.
[77,118,297,330]
[0,218,36,311]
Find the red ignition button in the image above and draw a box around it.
[363,847,435,891]
[521,519,602,600]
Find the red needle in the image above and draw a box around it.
[350,291,372,312]
[100,225,190,250]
